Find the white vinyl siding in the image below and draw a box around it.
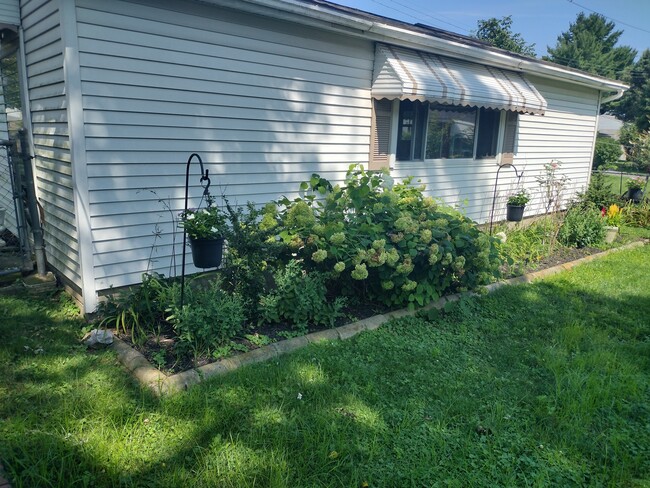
[0,80,13,234]
[0,0,19,25]
[21,0,81,286]
[392,75,600,223]
[75,0,374,291]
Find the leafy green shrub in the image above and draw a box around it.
[167,279,245,358]
[266,165,501,309]
[593,137,622,169]
[578,171,620,209]
[558,204,606,248]
[259,260,346,330]
[220,200,283,321]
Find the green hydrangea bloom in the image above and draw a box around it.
[385,248,400,267]
[352,249,367,266]
[286,201,315,228]
[351,263,368,280]
[259,212,277,231]
[381,280,394,290]
[372,239,386,250]
[329,232,346,245]
[334,261,346,273]
[452,255,466,271]
[396,257,414,275]
[312,249,327,263]
[366,249,387,267]
[401,279,417,291]
[420,229,432,244]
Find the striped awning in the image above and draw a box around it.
[372,44,547,115]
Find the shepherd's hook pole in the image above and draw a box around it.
[180,153,208,309]
[489,163,522,236]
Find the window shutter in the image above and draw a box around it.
[500,111,518,165]
[369,99,392,170]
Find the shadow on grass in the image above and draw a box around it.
[1,246,649,486]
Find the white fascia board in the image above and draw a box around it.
[201,0,628,94]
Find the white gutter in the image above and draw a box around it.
[203,0,628,94]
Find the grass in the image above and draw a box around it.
[1,246,650,486]
[601,173,649,197]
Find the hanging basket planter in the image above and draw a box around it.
[506,204,526,222]
[190,236,224,269]
[627,188,643,203]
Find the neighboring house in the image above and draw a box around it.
[0,0,628,312]
[598,114,624,140]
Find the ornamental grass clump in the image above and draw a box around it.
[267,164,502,309]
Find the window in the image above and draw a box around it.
[395,100,512,162]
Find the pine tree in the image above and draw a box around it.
[545,13,636,80]
[611,50,650,131]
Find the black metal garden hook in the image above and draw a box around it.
[489,163,523,235]
[180,153,210,308]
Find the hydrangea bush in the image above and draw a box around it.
[264,164,502,309]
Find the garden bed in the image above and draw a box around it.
[116,243,603,376]
[111,240,647,396]
[117,299,392,375]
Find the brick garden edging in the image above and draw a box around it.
[112,240,647,397]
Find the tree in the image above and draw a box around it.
[473,16,536,57]
[611,50,650,131]
[545,13,636,79]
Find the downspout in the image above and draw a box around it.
[600,89,626,105]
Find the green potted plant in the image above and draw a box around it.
[179,201,226,268]
[506,189,530,222]
[626,176,645,203]
[602,204,622,243]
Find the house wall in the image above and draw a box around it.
[20,0,81,289]
[0,79,14,234]
[391,75,600,223]
[0,0,19,25]
[74,0,374,291]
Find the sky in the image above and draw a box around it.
[335,0,650,59]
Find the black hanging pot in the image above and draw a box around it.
[627,188,643,203]
[189,236,224,268]
[506,204,525,222]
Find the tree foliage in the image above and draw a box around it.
[473,16,536,57]
[544,13,636,79]
[611,50,650,131]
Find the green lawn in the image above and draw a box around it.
[1,246,650,487]
[601,172,648,197]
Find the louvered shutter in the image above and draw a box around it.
[500,111,518,165]
[369,99,392,170]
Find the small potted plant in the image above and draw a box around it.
[506,189,530,222]
[179,200,226,268]
[626,176,645,203]
[602,204,622,243]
